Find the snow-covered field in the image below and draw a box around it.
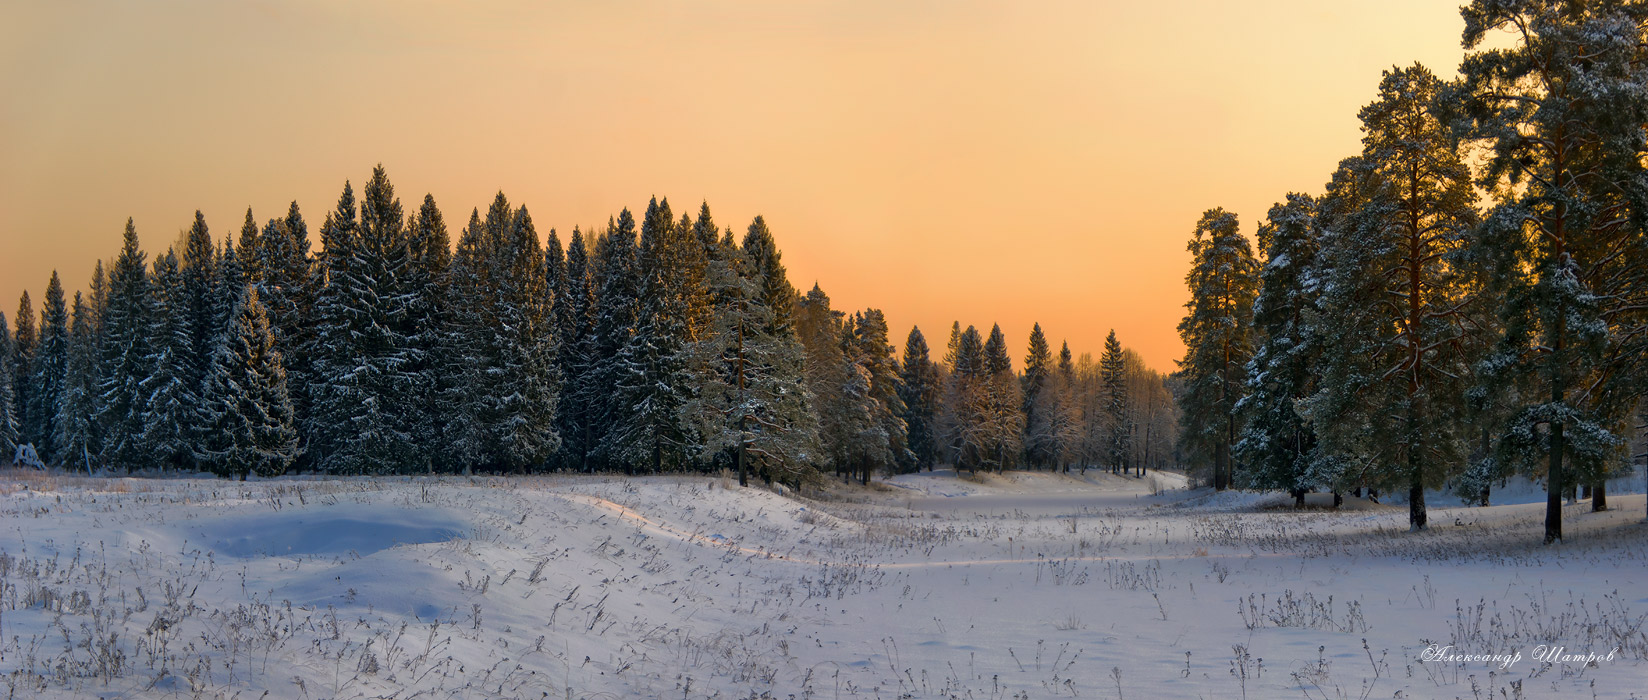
[1,467,1644,699]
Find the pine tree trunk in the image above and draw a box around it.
[1591,480,1606,512]
[1542,377,1555,540]
[1293,489,1305,508]
[1332,491,1343,508]
[1408,403,1426,531]
[1408,475,1426,531]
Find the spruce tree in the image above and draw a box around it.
[589,210,642,470]
[980,324,1023,472]
[0,313,16,458]
[741,216,796,336]
[1176,208,1258,490]
[237,207,262,284]
[898,326,941,472]
[28,272,69,463]
[54,294,100,470]
[556,228,599,472]
[1021,323,1055,468]
[88,261,107,338]
[212,235,246,338]
[846,309,909,482]
[484,201,559,471]
[264,202,316,455]
[443,208,490,471]
[141,251,199,471]
[797,288,882,483]
[12,292,34,451]
[1100,330,1130,474]
[1460,0,1648,541]
[943,325,989,473]
[1236,194,1323,504]
[610,198,694,473]
[406,194,452,471]
[196,287,300,480]
[308,169,421,474]
[95,219,155,470]
[1049,341,1082,472]
[180,211,218,388]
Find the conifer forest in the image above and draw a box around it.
[2,2,1646,699]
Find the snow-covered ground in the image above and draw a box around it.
[1,467,1644,699]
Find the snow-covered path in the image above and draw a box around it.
[0,468,1643,699]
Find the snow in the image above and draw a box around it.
[1,467,1644,699]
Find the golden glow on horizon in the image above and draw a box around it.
[1,1,1476,370]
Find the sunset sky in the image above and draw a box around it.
[1,1,1478,371]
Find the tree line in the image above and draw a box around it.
[0,166,1176,486]
[1175,0,1648,541]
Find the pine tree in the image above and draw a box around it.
[898,326,941,471]
[1176,208,1259,490]
[53,294,100,470]
[1314,65,1482,530]
[683,233,819,487]
[28,272,69,463]
[95,219,155,470]
[141,251,199,471]
[0,312,16,458]
[1236,194,1323,504]
[1021,323,1056,468]
[196,287,300,480]
[1100,330,1130,474]
[12,292,35,451]
[1460,0,1648,541]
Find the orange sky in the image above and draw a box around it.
[1,1,1477,371]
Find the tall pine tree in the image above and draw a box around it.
[1176,208,1258,490]
[1311,65,1482,530]
[1461,0,1648,541]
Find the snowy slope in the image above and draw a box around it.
[0,468,1643,699]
